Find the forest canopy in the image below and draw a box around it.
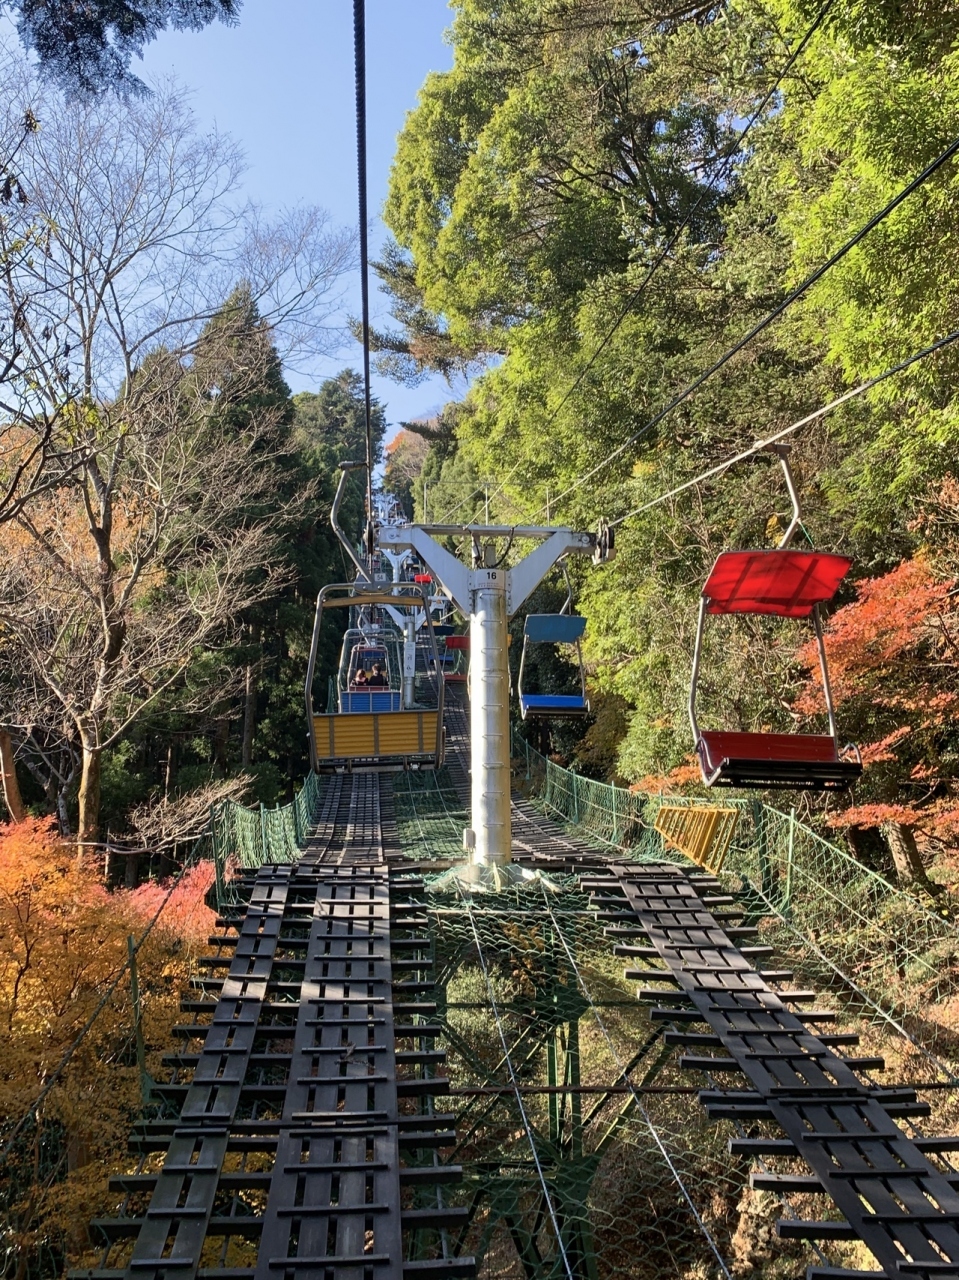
[0,47,376,844]
[374,0,959,869]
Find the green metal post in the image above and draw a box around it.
[784,806,796,918]
[567,1017,582,1162]
[547,1030,560,1145]
[210,802,225,912]
[753,797,774,901]
[127,935,153,1106]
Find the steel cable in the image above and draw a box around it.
[532,0,837,449]
[538,891,736,1279]
[434,2,836,530]
[458,887,578,1280]
[354,0,376,563]
[533,133,959,522]
[609,325,959,528]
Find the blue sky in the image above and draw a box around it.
[137,0,458,441]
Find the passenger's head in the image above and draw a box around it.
[372,663,382,674]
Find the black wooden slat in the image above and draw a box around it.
[599,863,959,1279]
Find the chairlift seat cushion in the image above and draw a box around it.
[703,551,852,617]
[445,635,470,650]
[524,614,587,644]
[520,694,590,719]
[697,730,862,791]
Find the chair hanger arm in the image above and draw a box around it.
[689,597,707,742]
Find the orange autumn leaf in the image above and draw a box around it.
[797,558,954,713]
[633,758,703,794]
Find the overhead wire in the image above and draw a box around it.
[535,132,959,521]
[537,887,839,1272]
[440,1,835,530]
[536,142,959,525]
[353,0,376,565]
[609,325,959,528]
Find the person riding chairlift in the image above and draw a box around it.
[367,662,388,689]
[351,668,369,690]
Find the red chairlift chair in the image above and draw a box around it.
[690,445,862,791]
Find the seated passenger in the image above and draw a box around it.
[367,662,389,688]
[351,668,369,690]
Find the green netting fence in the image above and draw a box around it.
[514,733,959,1066]
[210,771,324,907]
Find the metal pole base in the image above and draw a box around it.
[431,859,561,894]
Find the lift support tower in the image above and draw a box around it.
[378,522,607,888]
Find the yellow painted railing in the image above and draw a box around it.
[653,804,739,873]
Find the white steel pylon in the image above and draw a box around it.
[378,522,607,889]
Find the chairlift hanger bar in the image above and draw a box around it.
[418,523,595,541]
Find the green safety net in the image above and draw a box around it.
[389,747,959,1279]
[514,733,959,1064]
[10,742,959,1280]
[210,771,325,908]
[409,880,760,1280]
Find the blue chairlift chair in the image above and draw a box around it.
[517,614,591,720]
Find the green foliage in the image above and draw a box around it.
[381,0,959,827]
[383,428,430,517]
[232,369,387,797]
[3,0,240,96]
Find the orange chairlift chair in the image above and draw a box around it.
[689,445,862,791]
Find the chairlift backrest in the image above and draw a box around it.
[703,550,852,617]
[523,613,587,644]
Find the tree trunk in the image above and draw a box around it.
[164,739,176,798]
[0,730,25,822]
[243,624,262,762]
[78,740,102,850]
[57,783,72,835]
[241,633,259,768]
[124,850,140,888]
[882,821,936,891]
[845,824,886,874]
[213,718,230,775]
